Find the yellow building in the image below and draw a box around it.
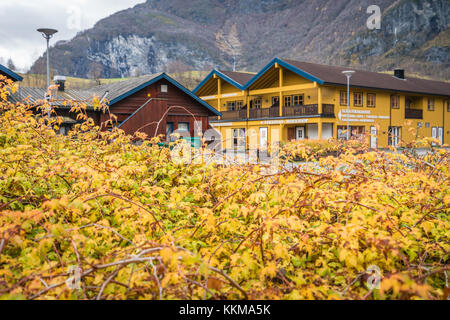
[194,58,450,150]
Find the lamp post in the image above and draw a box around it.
[37,28,58,90]
[342,70,355,140]
[37,28,58,119]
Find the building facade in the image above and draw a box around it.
[9,73,221,139]
[194,58,450,150]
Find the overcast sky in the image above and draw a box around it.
[0,0,146,72]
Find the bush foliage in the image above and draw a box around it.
[0,77,448,300]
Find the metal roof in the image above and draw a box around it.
[8,73,221,116]
[8,87,95,108]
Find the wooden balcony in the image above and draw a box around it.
[217,109,247,120]
[249,106,280,118]
[283,104,335,118]
[322,104,335,117]
[405,108,423,119]
[209,104,335,121]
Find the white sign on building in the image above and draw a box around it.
[338,109,389,123]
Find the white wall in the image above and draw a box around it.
[322,123,333,140]
[307,123,333,140]
[307,124,318,140]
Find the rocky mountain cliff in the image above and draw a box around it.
[30,0,449,81]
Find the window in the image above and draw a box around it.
[340,91,348,106]
[160,84,168,93]
[293,95,304,106]
[251,98,262,109]
[271,96,280,106]
[284,95,304,107]
[367,93,376,107]
[178,122,189,132]
[284,96,292,107]
[232,128,246,149]
[391,95,400,109]
[227,101,236,111]
[227,101,243,111]
[353,92,363,107]
[388,126,401,147]
[59,126,67,136]
[337,126,364,140]
[428,98,434,111]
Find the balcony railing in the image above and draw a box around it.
[405,108,423,119]
[283,104,318,117]
[322,104,335,117]
[283,104,335,118]
[249,106,280,118]
[209,104,335,121]
[216,109,247,120]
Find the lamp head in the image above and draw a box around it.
[342,70,355,78]
[37,28,58,39]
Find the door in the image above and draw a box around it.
[438,127,443,145]
[259,127,268,150]
[233,128,246,150]
[370,126,377,149]
[166,122,174,141]
[431,127,437,146]
[295,127,305,140]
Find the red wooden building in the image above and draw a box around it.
[9,73,221,139]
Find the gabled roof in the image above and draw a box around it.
[246,58,324,88]
[0,64,23,82]
[9,73,221,116]
[245,58,450,97]
[89,73,220,116]
[193,69,255,93]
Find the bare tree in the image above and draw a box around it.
[215,23,242,71]
[87,61,104,81]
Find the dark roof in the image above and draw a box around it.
[218,70,255,87]
[193,69,256,93]
[0,64,23,82]
[87,73,164,105]
[9,73,221,116]
[282,59,450,97]
[246,58,450,97]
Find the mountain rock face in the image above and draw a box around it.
[30,0,449,80]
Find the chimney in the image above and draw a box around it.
[394,69,405,80]
[54,75,66,91]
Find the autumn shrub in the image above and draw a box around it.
[0,76,448,300]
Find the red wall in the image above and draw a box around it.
[106,78,215,139]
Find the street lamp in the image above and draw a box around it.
[342,70,355,140]
[37,28,58,90]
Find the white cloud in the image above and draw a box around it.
[0,0,145,72]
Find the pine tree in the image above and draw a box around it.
[7,58,17,71]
